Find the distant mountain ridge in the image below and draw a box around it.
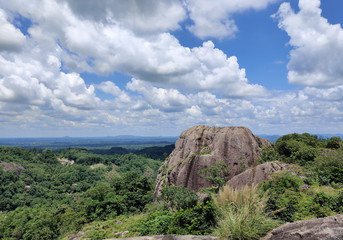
[1,133,342,148]
[0,136,178,150]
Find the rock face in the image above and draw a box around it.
[154,125,271,198]
[264,214,343,240]
[104,235,219,240]
[0,161,25,175]
[227,161,292,190]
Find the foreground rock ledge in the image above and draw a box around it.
[104,235,219,240]
[154,125,271,198]
[263,214,343,240]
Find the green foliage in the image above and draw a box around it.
[261,172,343,222]
[0,204,87,240]
[167,201,217,235]
[258,146,280,164]
[65,214,144,240]
[159,185,199,211]
[0,146,158,240]
[111,172,154,213]
[140,201,217,236]
[139,209,173,235]
[58,148,162,180]
[114,153,162,179]
[0,148,105,212]
[198,162,230,192]
[275,133,320,165]
[311,150,343,185]
[134,144,175,160]
[200,149,211,155]
[261,172,305,222]
[326,137,342,149]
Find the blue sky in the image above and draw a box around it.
[0,0,343,137]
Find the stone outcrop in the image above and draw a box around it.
[264,214,343,240]
[226,161,293,190]
[154,125,271,198]
[104,235,219,240]
[58,158,75,165]
[0,161,24,175]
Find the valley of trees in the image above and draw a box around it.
[0,133,343,239]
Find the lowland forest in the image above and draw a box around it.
[0,128,343,240]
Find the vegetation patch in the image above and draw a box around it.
[198,162,230,192]
[212,184,280,239]
[200,149,211,155]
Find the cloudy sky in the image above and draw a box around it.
[0,0,343,137]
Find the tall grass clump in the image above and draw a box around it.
[212,184,280,240]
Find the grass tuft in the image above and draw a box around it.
[212,184,280,240]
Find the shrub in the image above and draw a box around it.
[261,172,304,222]
[258,146,280,164]
[198,162,230,192]
[310,192,337,218]
[140,201,217,236]
[261,171,343,222]
[326,137,342,149]
[213,185,280,240]
[139,210,173,235]
[159,185,198,211]
[168,201,217,235]
[312,150,343,185]
[275,133,320,165]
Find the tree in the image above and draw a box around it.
[198,162,230,192]
[159,185,198,211]
[327,137,342,149]
[275,133,320,165]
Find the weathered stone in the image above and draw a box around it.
[68,231,86,240]
[263,214,343,240]
[57,158,74,165]
[104,235,219,240]
[226,161,293,190]
[114,231,129,238]
[0,161,24,175]
[154,125,271,198]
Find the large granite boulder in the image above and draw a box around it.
[227,161,293,190]
[0,161,25,175]
[264,214,343,240]
[154,125,271,199]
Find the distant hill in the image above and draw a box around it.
[0,136,178,150]
[257,135,281,143]
[90,144,175,161]
[135,144,175,160]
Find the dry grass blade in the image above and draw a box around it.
[212,184,280,240]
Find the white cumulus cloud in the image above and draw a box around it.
[274,0,343,88]
[185,0,279,39]
[0,9,26,52]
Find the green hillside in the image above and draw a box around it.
[0,134,342,240]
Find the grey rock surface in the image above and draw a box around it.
[264,214,343,240]
[154,125,271,198]
[0,161,25,175]
[226,161,292,189]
